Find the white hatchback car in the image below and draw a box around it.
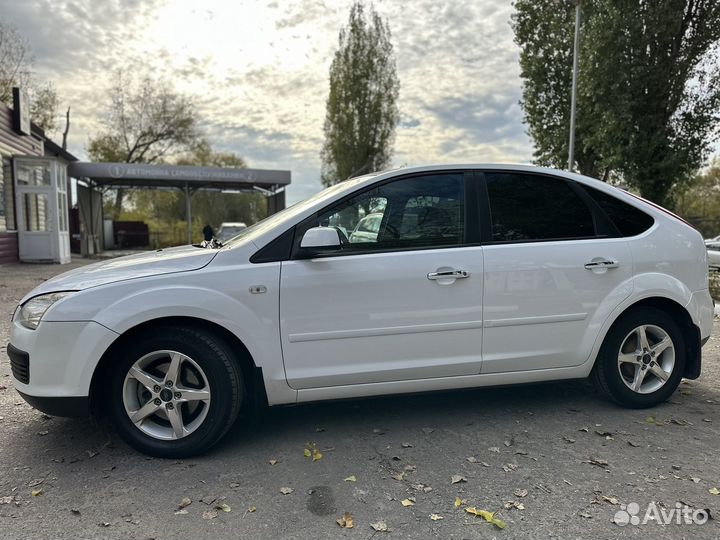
[7,165,714,457]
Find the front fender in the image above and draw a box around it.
[89,284,294,405]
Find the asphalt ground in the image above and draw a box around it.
[1,259,719,539]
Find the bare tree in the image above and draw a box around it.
[0,18,59,132]
[88,70,200,216]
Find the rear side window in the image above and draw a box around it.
[485,173,596,242]
[579,184,654,237]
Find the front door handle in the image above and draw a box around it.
[584,259,619,270]
[427,269,470,280]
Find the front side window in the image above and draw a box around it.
[485,172,596,242]
[302,173,465,253]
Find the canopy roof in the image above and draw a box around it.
[67,162,291,192]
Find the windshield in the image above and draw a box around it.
[222,174,378,246]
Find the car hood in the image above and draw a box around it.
[21,246,218,302]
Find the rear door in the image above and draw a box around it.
[479,171,633,373]
[279,171,485,389]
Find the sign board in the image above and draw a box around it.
[12,87,30,135]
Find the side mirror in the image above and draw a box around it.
[298,226,342,257]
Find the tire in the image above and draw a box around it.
[592,307,686,408]
[107,325,243,458]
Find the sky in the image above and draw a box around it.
[0,0,535,204]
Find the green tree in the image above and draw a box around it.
[88,70,200,217]
[320,1,399,186]
[0,18,59,132]
[513,0,720,208]
[675,159,720,236]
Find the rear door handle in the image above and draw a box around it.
[427,269,470,280]
[584,259,619,270]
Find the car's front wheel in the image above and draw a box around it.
[107,326,243,457]
[592,307,686,408]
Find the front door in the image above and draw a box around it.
[480,171,633,373]
[14,157,70,263]
[280,172,485,389]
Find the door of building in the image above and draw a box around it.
[13,157,70,263]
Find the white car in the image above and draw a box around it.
[706,241,720,270]
[7,165,714,457]
[216,222,247,243]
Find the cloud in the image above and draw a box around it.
[0,0,534,205]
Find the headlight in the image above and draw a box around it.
[15,292,75,330]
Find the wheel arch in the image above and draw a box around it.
[596,296,701,379]
[89,316,268,415]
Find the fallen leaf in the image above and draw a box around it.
[202,510,217,520]
[502,463,518,472]
[563,437,576,444]
[586,457,609,468]
[280,487,293,495]
[646,416,656,424]
[216,503,231,513]
[514,488,528,498]
[337,511,354,528]
[37,430,49,436]
[627,441,640,447]
[465,507,507,529]
[344,475,357,482]
[401,442,413,448]
[578,427,589,432]
[710,487,720,495]
[174,510,188,515]
[488,446,500,453]
[481,461,490,467]
[269,459,278,465]
[31,489,43,497]
[691,477,701,483]
[430,513,443,521]
[455,497,465,508]
[601,495,620,505]
[391,472,405,481]
[401,498,415,507]
[451,475,467,484]
[304,443,323,461]
[178,497,191,509]
[404,464,416,472]
[248,506,257,513]
[229,482,241,488]
[466,456,477,463]
[370,520,388,532]
[504,501,525,510]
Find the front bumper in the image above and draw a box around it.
[7,320,119,412]
[17,391,90,417]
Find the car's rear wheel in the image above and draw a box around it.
[592,307,685,408]
[107,326,243,457]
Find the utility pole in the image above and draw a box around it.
[567,0,581,171]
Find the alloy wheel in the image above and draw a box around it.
[122,350,211,440]
[617,325,675,395]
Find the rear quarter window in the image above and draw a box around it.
[579,184,654,237]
